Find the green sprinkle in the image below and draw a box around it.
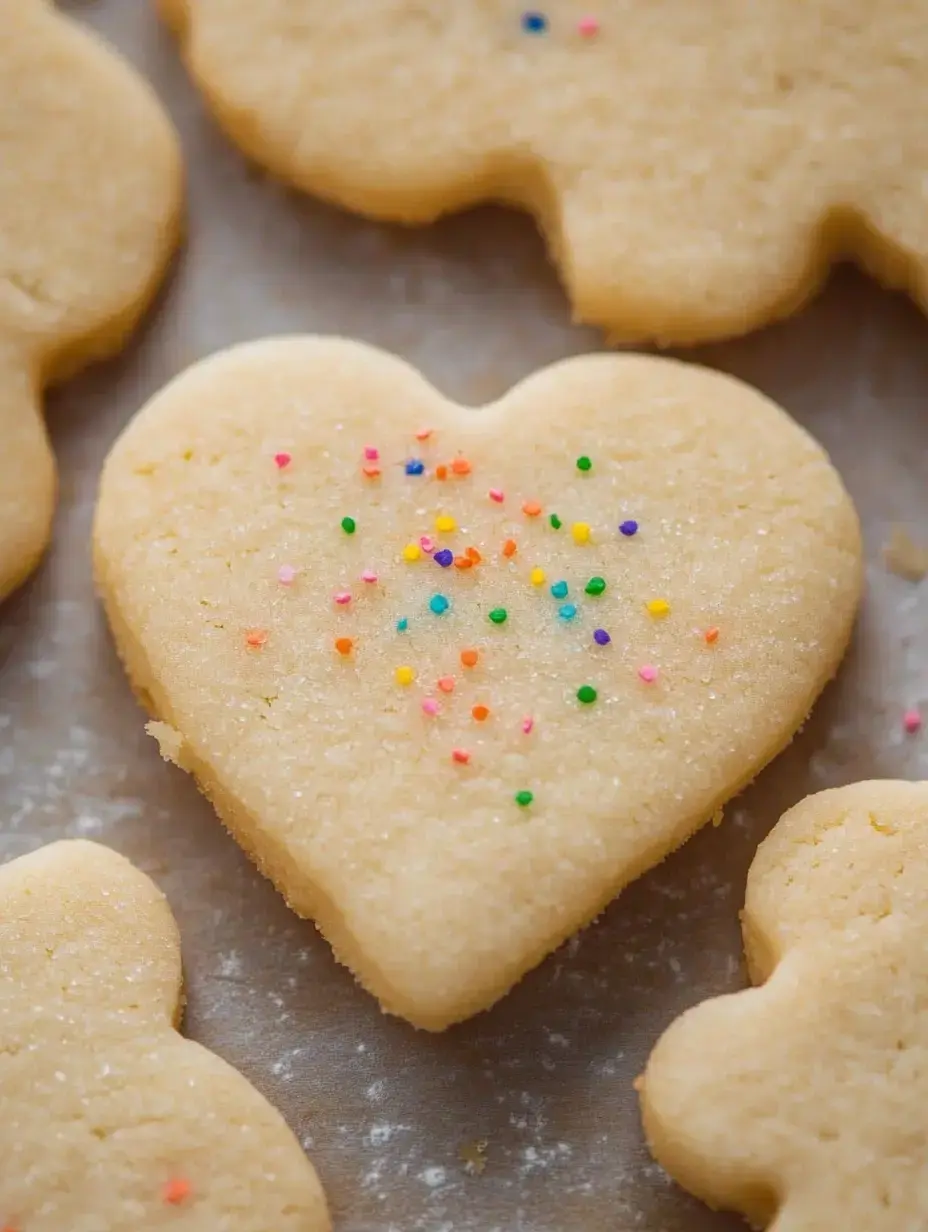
[577,684,598,705]
[488,607,508,625]
[576,455,592,472]
[549,513,562,529]
[515,790,534,808]
[396,617,408,632]
[585,576,606,596]
[340,516,356,535]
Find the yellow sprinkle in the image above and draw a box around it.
[530,567,546,587]
[435,514,457,533]
[402,542,421,562]
[395,665,415,686]
[571,521,591,544]
[647,598,671,618]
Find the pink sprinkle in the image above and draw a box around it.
[363,446,379,461]
[274,452,291,469]
[578,15,600,35]
[638,665,659,684]
[422,698,440,717]
[522,716,534,735]
[419,535,435,554]
[277,564,296,586]
[488,488,505,503]
[904,708,923,734]
[361,570,378,584]
[415,428,433,441]
[334,591,352,605]
[451,748,471,765]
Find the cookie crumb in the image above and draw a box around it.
[459,1138,488,1175]
[882,526,928,581]
[146,721,187,769]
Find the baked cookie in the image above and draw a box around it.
[161,0,928,345]
[640,781,928,1230]
[0,0,182,603]
[0,839,329,1230]
[94,337,862,1030]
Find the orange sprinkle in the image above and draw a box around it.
[522,500,542,517]
[437,675,455,693]
[502,538,518,558]
[472,704,490,722]
[335,637,354,656]
[451,458,472,476]
[451,748,471,765]
[245,629,267,649]
[454,555,473,570]
[465,546,482,564]
[435,464,448,480]
[704,627,720,645]
[361,464,381,478]
[415,427,433,441]
[163,1178,191,1206]
[460,649,479,668]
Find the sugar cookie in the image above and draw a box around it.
[640,781,928,1230]
[0,0,182,602]
[0,839,329,1230]
[160,0,928,344]
[94,337,862,1030]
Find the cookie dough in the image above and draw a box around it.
[0,840,329,1230]
[0,0,182,602]
[640,781,928,1230]
[161,0,928,344]
[94,337,862,1030]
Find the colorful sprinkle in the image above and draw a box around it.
[163,1178,191,1206]
[361,569,378,584]
[576,455,592,472]
[619,519,639,537]
[502,538,518,558]
[422,698,440,717]
[593,628,611,646]
[904,708,923,734]
[429,594,450,615]
[454,555,473,570]
[341,516,356,535]
[530,567,546,587]
[395,665,415,686]
[334,590,352,606]
[647,598,671,617]
[415,427,433,441]
[489,488,505,503]
[335,637,354,656]
[434,548,454,568]
[461,649,479,668]
[578,15,600,36]
[488,607,508,625]
[452,748,472,765]
[522,716,535,735]
[521,10,548,32]
[405,458,425,476]
[403,542,421,562]
[638,664,659,684]
[551,580,568,599]
[585,576,606,596]
[364,446,379,461]
[273,452,291,469]
[549,513,562,530]
[435,464,448,480]
[361,463,381,479]
[577,684,598,705]
[704,626,720,645]
[572,521,591,544]
[558,604,578,621]
[438,675,456,694]
[277,564,296,586]
[451,458,472,476]
[435,514,457,533]
[522,500,542,517]
[514,789,534,807]
[245,628,267,649]
[472,704,490,722]
[396,617,409,632]
[419,535,435,554]
[465,546,482,564]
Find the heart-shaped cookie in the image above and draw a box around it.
[0,0,181,602]
[94,338,862,1029]
[1,839,328,1230]
[161,0,928,345]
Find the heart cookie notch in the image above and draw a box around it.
[94,338,861,1029]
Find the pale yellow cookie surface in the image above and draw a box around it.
[640,781,928,1230]
[0,0,182,602]
[94,337,861,1030]
[162,0,928,344]
[0,840,329,1231]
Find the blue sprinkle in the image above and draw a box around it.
[405,458,425,476]
[429,594,450,615]
[619,519,639,537]
[434,548,454,568]
[551,580,569,599]
[558,604,578,622]
[593,628,611,646]
[521,10,548,33]
[396,617,409,632]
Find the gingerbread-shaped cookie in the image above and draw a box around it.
[0,839,329,1230]
[0,0,181,602]
[640,781,928,1230]
[161,0,928,344]
[94,337,861,1030]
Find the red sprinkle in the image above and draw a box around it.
[245,629,267,649]
[472,704,490,722]
[335,637,354,656]
[163,1179,191,1206]
[522,716,534,735]
[451,748,471,765]
[488,488,505,503]
[904,708,923,734]
[704,627,720,645]
[451,458,472,476]
[363,446,379,461]
[415,428,433,441]
[502,538,517,558]
[361,463,381,479]
[437,675,455,694]
[273,452,291,469]
[435,464,448,480]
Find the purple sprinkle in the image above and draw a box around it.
[593,628,611,646]
[434,548,454,568]
[405,458,425,476]
[619,520,639,537]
